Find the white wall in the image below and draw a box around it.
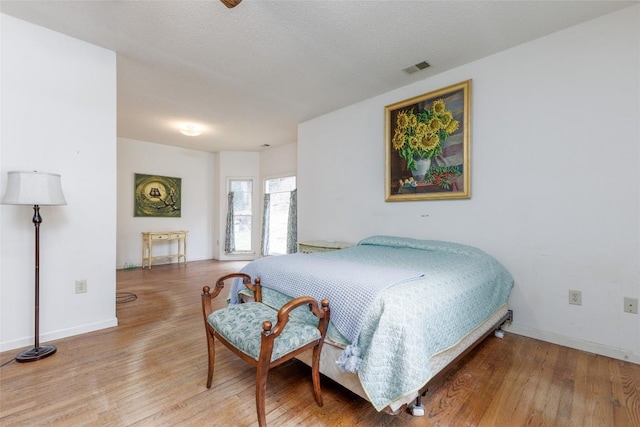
[298,7,640,362]
[260,143,297,179]
[116,138,216,268]
[1,15,118,351]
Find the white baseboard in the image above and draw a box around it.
[0,318,118,353]
[4,319,637,366]
[116,256,212,270]
[504,324,640,365]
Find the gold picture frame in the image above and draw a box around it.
[385,80,471,201]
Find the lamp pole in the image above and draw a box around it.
[14,204,57,362]
[33,205,43,349]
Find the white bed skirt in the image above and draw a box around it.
[296,303,509,413]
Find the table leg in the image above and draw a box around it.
[147,238,152,269]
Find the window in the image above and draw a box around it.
[227,179,253,252]
[263,176,296,255]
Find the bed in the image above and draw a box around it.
[229,235,514,413]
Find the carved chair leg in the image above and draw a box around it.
[255,361,269,427]
[311,343,323,407]
[206,330,215,389]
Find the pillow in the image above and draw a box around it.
[357,235,487,258]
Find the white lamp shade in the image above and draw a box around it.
[1,171,67,206]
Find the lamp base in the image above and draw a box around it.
[15,345,57,363]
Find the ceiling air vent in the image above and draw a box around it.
[403,61,430,74]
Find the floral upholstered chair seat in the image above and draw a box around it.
[208,302,323,362]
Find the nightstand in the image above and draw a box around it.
[297,240,354,253]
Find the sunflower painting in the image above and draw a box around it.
[134,173,182,217]
[385,80,471,201]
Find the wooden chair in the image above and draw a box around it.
[201,273,330,427]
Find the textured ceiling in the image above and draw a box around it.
[1,0,636,152]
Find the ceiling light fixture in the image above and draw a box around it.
[179,124,203,137]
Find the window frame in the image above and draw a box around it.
[263,174,297,256]
[226,177,255,254]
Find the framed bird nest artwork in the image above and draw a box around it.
[134,173,182,217]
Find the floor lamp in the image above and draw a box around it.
[1,171,67,362]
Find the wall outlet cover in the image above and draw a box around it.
[75,279,87,294]
[624,297,638,314]
[569,290,582,306]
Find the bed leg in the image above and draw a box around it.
[410,391,427,416]
[493,309,513,339]
[410,309,513,416]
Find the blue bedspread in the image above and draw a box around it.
[229,235,513,411]
[230,253,424,345]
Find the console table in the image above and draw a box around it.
[142,231,188,269]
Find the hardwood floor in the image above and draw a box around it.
[1,259,639,426]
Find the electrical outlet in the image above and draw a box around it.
[569,290,582,306]
[75,279,87,294]
[624,297,638,314]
